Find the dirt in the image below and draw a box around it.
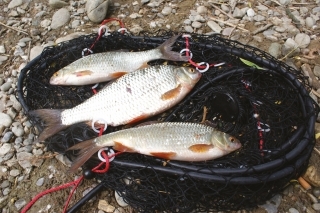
[1,0,320,212]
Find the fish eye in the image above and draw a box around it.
[188,68,195,73]
[229,137,235,142]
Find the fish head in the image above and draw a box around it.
[211,131,241,153]
[175,67,201,86]
[50,68,70,85]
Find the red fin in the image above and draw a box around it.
[128,114,149,125]
[161,84,182,100]
[188,144,214,153]
[75,70,93,76]
[28,109,68,142]
[158,35,188,61]
[138,62,149,69]
[111,71,128,79]
[67,139,100,173]
[113,142,135,152]
[150,152,176,159]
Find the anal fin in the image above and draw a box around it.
[114,142,135,152]
[111,71,128,79]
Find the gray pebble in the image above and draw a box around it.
[279,0,291,5]
[194,14,205,22]
[40,19,51,28]
[71,20,80,28]
[289,208,299,213]
[49,0,68,8]
[15,137,23,145]
[9,10,19,17]
[0,45,5,54]
[30,46,44,61]
[1,132,13,143]
[0,143,12,156]
[129,25,143,34]
[1,180,10,188]
[0,113,12,127]
[17,7,25,14]
[0,82,11,92]
[207,21,222,33]
[12,122,24,137]
[312,7,320,13]
[274,26,286,33]
[313,188,320,197]
[51,8,70,29]
[191,21,202,28]
[15,199,26,211]
[0,56,8,63]
[184,25,193,33]
[162,6,172,16]
[268,43,281,58]
[3,187,10,196]
[300,7,308,14]
[221,4,229,13]
[36,177,45,186]
[256,5,268,11]
[17,42,26,47]
[294,33,310,48]
[306,17,315,28]
[197,6,207,14]
[184,19,191,25]
[17,152,33,168]
[233,7,245,18]
[77,8,85,14]
[9,169,20,177]
[86,0,110,23]
[254,15,266,22]
[141,0,149,4]
[313,66,320,77]
[312,203,320,211]
[8,0,23,9]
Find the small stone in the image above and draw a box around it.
[0,45,5,54]
[141,0,149,4]
[115,191,128,207]
[221,27,234,36]
[86,0,110,23]
[7,107,17,119]
[233,7,245,18]
[12,122,24,137]
[312,203,320,211]
[254,14,266,22]
[221,4,229,13]
[184,25,193,33]
[184,19,191,25]
[3,187,10,196]
[0,56,8,63]
[71,20,80,28]
[49,0,68,9]
[8,10,19,17]
[30,46,44,60]
[17,42,26,47]
[197,6,207,14]
[313,66,320,78]
[256,5,268,11]
[40,19,51,28]
[306,17,315,28]
[0,82,11,92]
[0,113,12,127]
[8,0,23,9]
[313,188,320,197]
[279,0,291,5]
[1,132,13,143]
[17,7,25,14]
[268,43,281,58]
[161,6,172,16]
[289,208,299,213]
[14,199,26,210]
[247,8,255,17]
[17,152,32,168]
[207,21,222,33]
[194,14,205,22]
[9,169,20,177]
[0,143,12,156]
[294,33,310,48]
[36,177,45,186]
[129,25,143,34]
[51,8,70,29]
[1,180,10,188]
[77,8,85,14]
[191,21,202,28]
[98,200,116,212]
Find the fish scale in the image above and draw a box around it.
[30,65,201,142]
[68,122,242,172]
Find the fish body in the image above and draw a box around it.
[30,65,201,141]
[50,35,188,85]
[68,122,242,172]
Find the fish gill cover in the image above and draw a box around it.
[17,31,318,212]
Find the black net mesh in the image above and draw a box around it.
[17,31,318,212]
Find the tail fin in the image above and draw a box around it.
[67,139,101,172]
[158,35,189,62]
[29,109,68,142]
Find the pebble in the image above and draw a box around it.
[16,152,32,168]
[30,46,44,61]
[9,169,20,177]
[184,25,193,33]
[289,208,299,213]
[36,177,45,186]
[207,21,222,33]
[294,33,310,48]
[161,6,172,16]
[51,8,70,29]
[14,199,26,211]
[1,132,13,143]
[49,0,68,8]
[306,17,315,28]
[41,19,51,28]
[254,15,266,22]
[8,0,22,9]
[233,7,245,18]
[313,66,320,77]
[0,113,12,127]
[313,203,320,211]
[0,82,11,92]
[71,20,80,28]
[268,43,281,58]
[86,0,110,23]
[0,56,8,63]
[191,21,202,28]
[247,8,255,17]
[0,45,5,54]
[0,143,12,156]
[12,122,24,137]
[197,6,207,14]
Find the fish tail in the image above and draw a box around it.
[67,139,101,172]
[158,35,189,62]
[28,109,68,142]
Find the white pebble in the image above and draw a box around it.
[191,21,202,28]
[247,8,255,17]
[36,177,45,186]
[0,45,5,54]
[161,6,172,16]
[184,25,193,33]
[197,6,207,14]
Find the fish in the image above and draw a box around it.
[29,65,201,142]
[50,35,188,85]
[67,122,242,172]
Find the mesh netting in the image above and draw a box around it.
[17,31,318,212]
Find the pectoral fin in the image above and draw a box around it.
[138,62,150,69]
[150,152,176,159]
[128,114,149,125]
[75,70,94,76]
[188,144,214,153]
[161,84,182,100]
[111,71,128,79]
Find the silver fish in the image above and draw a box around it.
[68,122,241,172]
[30,65,201,142]
[50,35,188,85]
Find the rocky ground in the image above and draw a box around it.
[1,0,320,212]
